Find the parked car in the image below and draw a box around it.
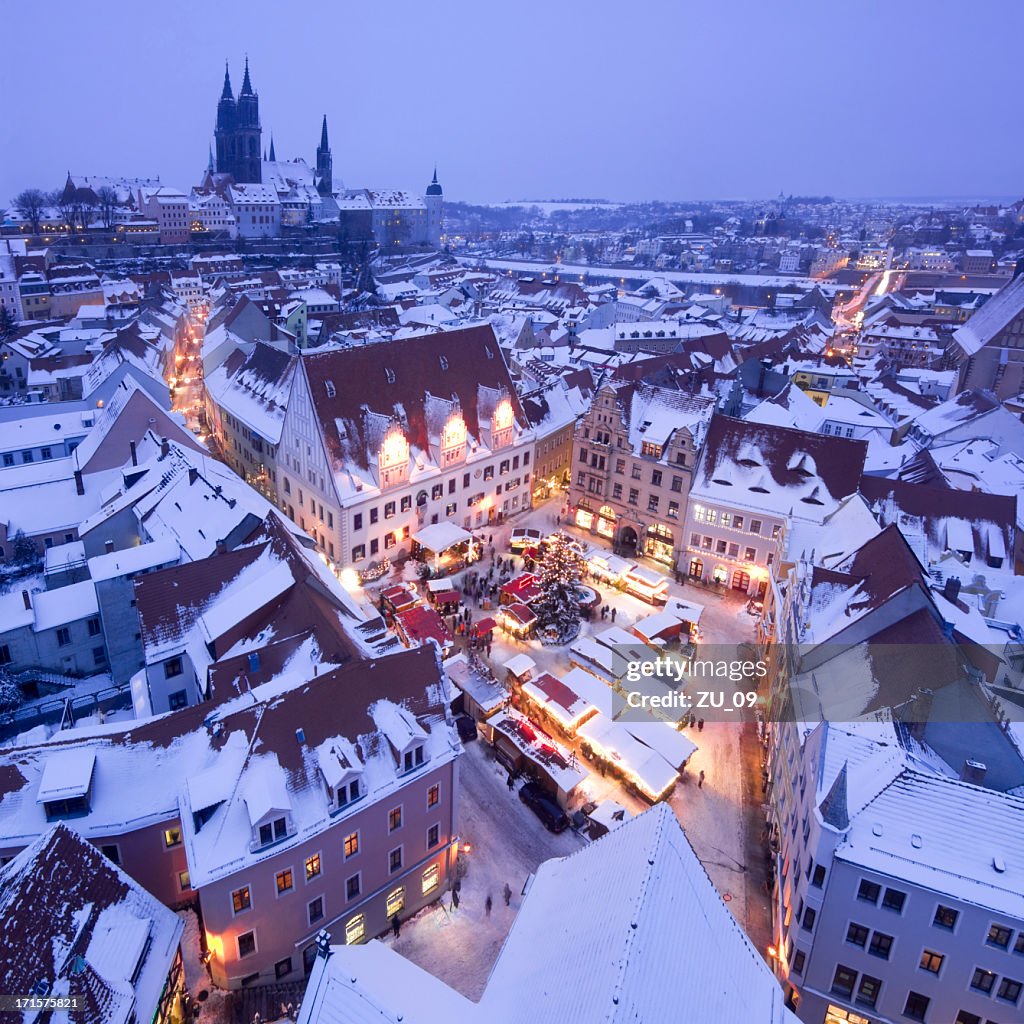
[510,527,543,553]
[518,781,569,833]
[454,714,478,743]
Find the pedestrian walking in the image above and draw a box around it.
[698,718,704,731]
[485,894,493,915]
[689,713,696,728]
[698,770,705,789]
[611,607,617,622]
[391,913,401,937]
[503,882,512,906]
[507,772,515,791]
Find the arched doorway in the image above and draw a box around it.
[574,499,594,530]
[618,525,638,552]
[644,524,674,565]
[732,570,751,592]
[596,505,616,539]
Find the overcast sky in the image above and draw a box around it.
[3,0,1022,206]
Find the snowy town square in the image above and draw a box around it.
[2,4,1024,1024]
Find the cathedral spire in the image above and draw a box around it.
[208,143,214,173]
[320,115,329,151]
[221,61,233,100]
[269,135,276,162]
[240,55,254,96]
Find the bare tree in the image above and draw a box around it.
[96,186,119,231]
[52,189,76,233]
[13,189,47,234]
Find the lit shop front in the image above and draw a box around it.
[642,523,675,565]
[573,500,617,539]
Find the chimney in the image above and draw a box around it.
[942,575,961,604]
[160,438,170,459]
[74,469,84,496]
[188,467,199,485]
[248,652,260,673]
[215,538,227,554]
[21,589,31,611]
[961,759,987,785]
[296,727,306,745]
[104,540,114,554]
[129,439,137,466]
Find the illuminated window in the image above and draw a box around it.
[305,853,321,881]
[163,827,182,848]
[345,913,365,945]
[386,887,405,918]
[232,886,252,914]
[344,831,359,858]
[276,868,294,894]
[427,784,440,808]
[422,863,440,894]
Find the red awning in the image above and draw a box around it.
[432,589,460,605]
[474,617,497,634]
[503,602,537,627]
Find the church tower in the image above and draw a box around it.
[316,115,333,197]
[214,62,237,177]
[233,57,262,183]
[425,167,444,248]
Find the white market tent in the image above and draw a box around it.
[411,522,472,552]
[578,713,679,801]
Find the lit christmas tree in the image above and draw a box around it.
[535,531,584,644]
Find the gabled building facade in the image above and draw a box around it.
[277,325,534,569]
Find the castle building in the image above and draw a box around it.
[215,59,262,184]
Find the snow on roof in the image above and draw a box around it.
[239,754,292,826]
[37,748,96,802]
[443,653,506,713]
[87,537,180,582]
[501,653,536,677]
[479,803,794,1022]
[410,521,472,551]
[692,414,866,522]
[31,579,98,631]
[0,824,183,1024]
[299,804,794,1023]
[576,714,678,800]
[838,770,1024,918]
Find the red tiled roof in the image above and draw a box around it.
[302,324,525,471]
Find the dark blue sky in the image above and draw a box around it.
[4,0,1022,205]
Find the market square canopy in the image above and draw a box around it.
[411,522,472,552]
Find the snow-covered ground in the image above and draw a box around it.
[381,738,582,1000]
[353,497,773,960]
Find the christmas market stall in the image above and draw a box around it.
[497,601,537,639]
[499,573,542,607]
[425,577,461,613]
[410,522,478,576]
[380,583,419,619]
[576,713,679,803]
[444,651,507,723]
[483,707,588,808]
[520,671,599,737]
[501,653,537,688]
[394,604,454,658]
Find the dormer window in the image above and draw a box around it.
[402,745,426,773]
[378,425,409,490]
[441,414,467,466]
[336,777,362,809]
[258,816,289,847]
[325,380,336,398]
[492,398,514,450]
